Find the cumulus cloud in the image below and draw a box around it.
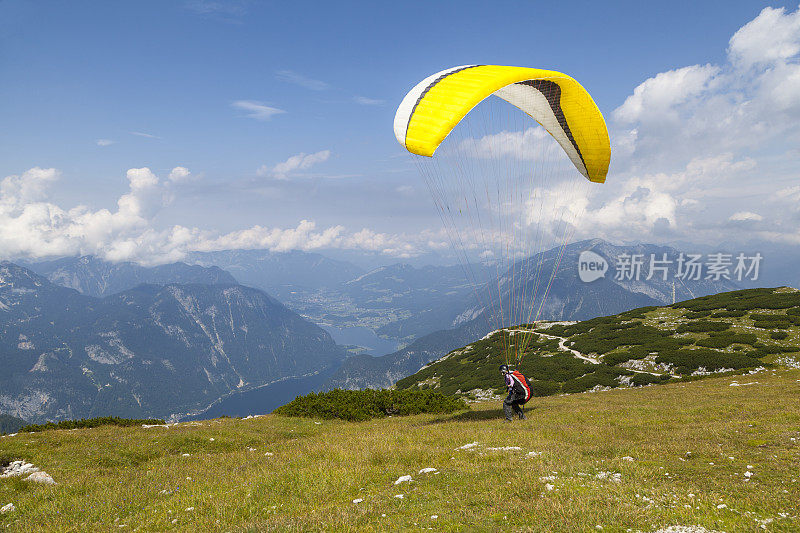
[0,166,440,264]
[275,70,329,91]
[728,6,800,68]
[259,150,331,179]
[168,167,192,182]
[613,64,721,124]
[729,211,763,222]
[542,5,800,247]
[231,100,285,121]
[457,127,560,161]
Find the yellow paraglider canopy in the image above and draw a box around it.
[393,65,610,183]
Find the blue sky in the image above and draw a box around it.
[1,1,799,264]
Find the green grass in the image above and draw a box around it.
[1,369,798,531]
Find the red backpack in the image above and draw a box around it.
[510,370,532,403]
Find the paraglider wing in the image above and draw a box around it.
[393,65,610,183]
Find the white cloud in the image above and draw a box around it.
[729,211,763,222]
[96,139,115,146]
[567,5,800,247]
[728,6,800,68]
[130,131,160,139]
[353,96,385,106]
[0,165,440,265]
[168,167,192,182]
[0,167,60,207]
[231,100,285,121]
[260,150,331,179]
[613,64,721,124]
[457,127,559,161]
[275,70,329,91]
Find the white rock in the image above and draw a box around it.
[458,442,479,450]
[209,438,215,442]
[352,498,363,504]
[185,507,194,512]
[717,503,727,509]
[545,484,554,491]
[0,503,15,514]
[526,451,542,457]
[181,453,190,457]
[264,452,274,456]
[393,475,413,485]
[418,468,437,474]
[394,494,404,499]
[142,424,169,429]
[744,471,753,478]
[486,446,522,452]
[431,515,438,519]
[622,456,634,462]
[25,471,56,484]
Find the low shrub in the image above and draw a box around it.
[771,330,789,340]
[630,373,670,387]
[676,320,731,333]
[695,332,757,348]
[655,348,761,373]
[529,380,561,397]
[561,365,627,394]
[273,389,468,421]
[685,310,712,319]
[19,416,166,434]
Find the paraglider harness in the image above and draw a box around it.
[501,365,531,421]
[508,370,532,404]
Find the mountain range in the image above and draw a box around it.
[325,239,741,389]
[0,262,344,423]
[0,239,777,420]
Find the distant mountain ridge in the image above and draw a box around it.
[24,255,236,297]
[0,262,345,423]
[322,240,741,390]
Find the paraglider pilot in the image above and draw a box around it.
[500,364,526,421]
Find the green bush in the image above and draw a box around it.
[694,332,757,348]
[685,310,712,319]
[273,389,468,421]
[618,306,658,319]
[528,380,561,397]
[19,416,166,434]
[655,349,761,373]
[676,320,731,333]
[771,331,789,340]
[674,288,800,311]
[630,373,670,387]
[561,365,628,394]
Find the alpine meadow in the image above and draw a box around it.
[2,2,800,532]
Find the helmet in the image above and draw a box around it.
[499,364,509,373]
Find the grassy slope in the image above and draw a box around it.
[396,287,800,397]
[1,369,799,532]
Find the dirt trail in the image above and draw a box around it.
[511,328,664,376]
